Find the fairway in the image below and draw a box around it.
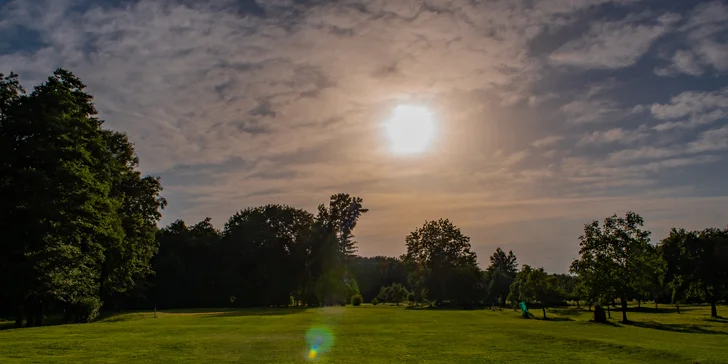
[1,305,727,363]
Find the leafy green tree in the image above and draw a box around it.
[403,219,478,305]
[661,227,728,317]
[0,69,165,326]
[388,283,409,306]
[508,265,563,318]
[570,212,651,323]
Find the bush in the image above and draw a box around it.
[371,297,379,306]
[68,296,102,323]
[351,294,363,306]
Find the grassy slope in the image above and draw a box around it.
[0,305,726,363]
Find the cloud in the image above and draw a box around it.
[550,12,681,69]
[654,49,704,76]
[650,87,728,130]
[608,125,728,163]
[2,0,728,272]
[656,1,728,76]
[531,135,564,148]
[576,126,649,146]
[561,99,623,124]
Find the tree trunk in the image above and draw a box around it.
[36,302,44,326]
[676,303,680,314]
[655,302,658,309]
[606,304,611,318]
[14,304,24,328]
[710,297,718,318]
[621,297,629,323]
[25,300,35,327]
[576,300,580,309]
[637,300,641,308]
[542,306,547,319]
[588,304,592,312]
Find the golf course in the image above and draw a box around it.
[1,304,726,363]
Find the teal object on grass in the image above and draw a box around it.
[519,302,528,317]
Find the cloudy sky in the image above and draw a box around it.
[2,0,728,272]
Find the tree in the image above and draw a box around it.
[348,256,407,302]
[378,283,408,306]
[0,69,165,326]
[661,227,728,317]
[508,265,563,319]
[488,248,518,276]
[570,212,651,323]
[318,193,368,258]
[223,205,314,307]
[403,219,478,305]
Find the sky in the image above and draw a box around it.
[1,0,728,273]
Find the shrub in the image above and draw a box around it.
[68,296,102,323]
[351,294,363,306]
[371,297,379,306]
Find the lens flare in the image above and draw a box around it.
[305,326,334,361]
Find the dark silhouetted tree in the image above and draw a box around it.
[403,219,478,306]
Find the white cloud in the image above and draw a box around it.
[550,12,680,69]
[608,125,728,163]
[650,87,728,130]
[531,135,564,148]
[577,126,649,146]
[657,1,728,77]
[2,0,728,272]
[654,49,704,77]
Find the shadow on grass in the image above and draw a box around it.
[624,306,692,314]
[705,316,727,323]
[549,308,589,317]
[404,305,486,311]
[0,316,68,331]
[197,307,308,318]
[625,320,728,335]
[581,320,623,328]
[541,317,575,322]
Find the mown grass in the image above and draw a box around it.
[1,305,726,363]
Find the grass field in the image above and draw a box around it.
[1,305,727,363]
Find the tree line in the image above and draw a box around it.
[1,70,726,328]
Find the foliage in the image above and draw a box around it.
[350,294,363,306]
[370,297,379,306]
[348,256,407,302]
[67,296,103,323]
[488,248,518,276]
[508,265,563,318]
[403,219,478,305]
[660,227,728,317]
[570,212,651,323]
[0,69,165,327]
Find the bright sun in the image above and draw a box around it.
[384,105,436,155]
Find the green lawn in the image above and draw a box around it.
[1,305,727,363]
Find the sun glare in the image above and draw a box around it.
[384,104,436,155]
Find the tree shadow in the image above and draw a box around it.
[404,306,486,311]
[0,315,68,331]
[549,308,588,317]
[583,320,623,328]
[705,316,728,324]
[625,320,728,335]
[625,306,689,314]
[196,307,308,318]
[541,317,574,322]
